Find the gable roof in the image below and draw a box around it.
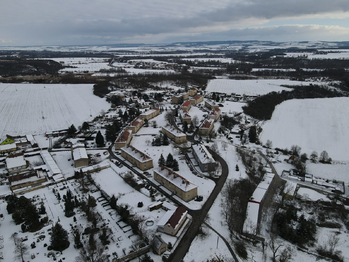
[167,206,187,229]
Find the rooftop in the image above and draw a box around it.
[72,146,88,161]
[181,100,191,107]
[199,118,214,129]
[121,145,152,163]
[162,125,186,138]
[192,144,215,164]
[115,129,132,143]
[6,155,26,169]
[40,150,61,177]
[140,108,159,116]
[154,166,197,192]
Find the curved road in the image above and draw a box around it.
[108,142,236,261]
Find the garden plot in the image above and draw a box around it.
[48,57,111,74]
[205,79,310,95]
[0,177,149,262]
[0,83,110,138]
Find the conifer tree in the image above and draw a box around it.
[95,131,105,147]
[158,154,165,167]
[50,222,70,251]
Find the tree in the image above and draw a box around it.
[192,115,199,127]
[68,124,77,136]
[81,122,89,131]
[248,126,257,143]
[140,254,154,262]
[75,241,108,262]
[158,154,165,167]
[319,150,331,163]
[266,139,273,149]
[12,233,29,262]
[162,134,169,145]
[310,151,318,163]
[172,159,179,171]
[290,145,301,156]
[95,131,105,147]
[50,222,70,251]
[166,153,174,168]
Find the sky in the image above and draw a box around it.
[1,0,349,46]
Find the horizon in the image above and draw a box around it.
[1,0,349,47]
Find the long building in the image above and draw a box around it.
[115,129,132,150]
[140,108,160,120]
[198,118,214,136]
[126,117,144,133]
[121,145,153,171]
[161,125,187,144]
[154,166,197,202]
[71,144,89,168]
[192,144,216,172]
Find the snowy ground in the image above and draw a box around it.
[260,97,349,161]
[205,79,312,95]
[0,83,110,139]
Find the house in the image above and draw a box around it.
[180,100,191,111]
[140,108,160,120]
[157,206,188,236]
[205,100,219,110]
[154,166,197,202]
[126,117,144,133]
[188,88,197,96]
[192,144,216,172]
[152,235,168,255]
[121,145,153,171]
[179,109,191,124]
[208,107,221,122]
[171,95,183,104]
[190,95,203,105]
[0,143,17,154]
[6,155,27,174]
[71,144,89,168]
[198,118,214,136]
[115,129,132,150]
[161,126,187,144]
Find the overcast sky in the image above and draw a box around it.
[1,0,349,46]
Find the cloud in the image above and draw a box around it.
[1,0,349,45]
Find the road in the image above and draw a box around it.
[108,135,236,261]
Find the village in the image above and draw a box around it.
[1,45,349,262]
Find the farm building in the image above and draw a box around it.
[192,144,216,172]
[161,125,187,144]
[6,155,27,174]
[121,145,153,171]
[40,150,64,182]
[115,129,133,150]
[140,108,160,120]
[0,143,17,154]
[157,206,188,236]
[198,118,214,136]
[154,166,197,202]
[71,144,89,168]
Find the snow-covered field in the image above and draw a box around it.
[260,97,349,161]
[0,83,110,138]
[205,79,305,95]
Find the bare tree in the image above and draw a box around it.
[11,233,29,262]
[221,141,228,151]
[192,115,199,127]
[266,140,273,149]
[269,236,283,262]
[328,233,340,253]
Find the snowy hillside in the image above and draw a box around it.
[0,83,110,137]
[260,97,349,161]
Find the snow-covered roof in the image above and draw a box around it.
[72,145,88,161]
[140,108,159,116]
[180,109,191,119]
[243,202,260,234]
[25,135,37,146]
[40,150,61,177]
[121,145,152,163]
[162,125,186,138]
[128,117,143,127]
[250,173,275,204]
[180,100,191,107]
[192,144,215,164]
[6,155,26,169]
[115,129,132,143]
[157,210,175,227]
[167,206,187,230]
[199,118,214,129]
[0,143,16,151]
[154,166,197,192]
